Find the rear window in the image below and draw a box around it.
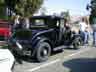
[30,19,45,26]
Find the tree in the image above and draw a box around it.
[0,0,44,29]
[6,0,44,17]
[87,0,96,24]
[0,0,44,20]
[40,6,47,15]
[60,11,70,22]
[0,0,7,19]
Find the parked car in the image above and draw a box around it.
[0,19,11,41]
[8,15,81,62]
[0,20,15,72]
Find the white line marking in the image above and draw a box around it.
[28,59,60,72]
[64,46,91,59]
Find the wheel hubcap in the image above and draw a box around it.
[43,49,47,56]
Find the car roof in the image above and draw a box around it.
[30,15,64,20]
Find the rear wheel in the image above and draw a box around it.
[35,42,51,62]
[79,37,84,46]
[73,38,80,49]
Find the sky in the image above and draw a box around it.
[43,0,91,16]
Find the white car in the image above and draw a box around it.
[0,49,15,72]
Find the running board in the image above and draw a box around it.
[53,45,73,51]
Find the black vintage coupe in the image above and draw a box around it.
[9,15,81,62]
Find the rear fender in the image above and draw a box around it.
[32,37,41,48]
[32,37,52,48]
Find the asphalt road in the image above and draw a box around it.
[14,45,96,72]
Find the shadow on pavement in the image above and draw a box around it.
[51,49,64,55]
[21,55,38,63]
[15,55,38,64]
[63,58,96,72]
[64,47,78,50]
[20,50,64,63]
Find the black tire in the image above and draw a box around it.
[79,37,84,46]
[73,43,78,49]
[35,42,51,62]
[73,38,80,49]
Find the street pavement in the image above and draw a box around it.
[14,45,96,72]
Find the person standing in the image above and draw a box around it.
[92,17,96,47]
[79,17,89,45]
[92,25,96,46]
[13,15,21,30]
[63,19,71,40]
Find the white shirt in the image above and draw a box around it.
[79,22,87,32]
[14,18,20,25]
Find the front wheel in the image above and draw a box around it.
[35,42,51,62]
